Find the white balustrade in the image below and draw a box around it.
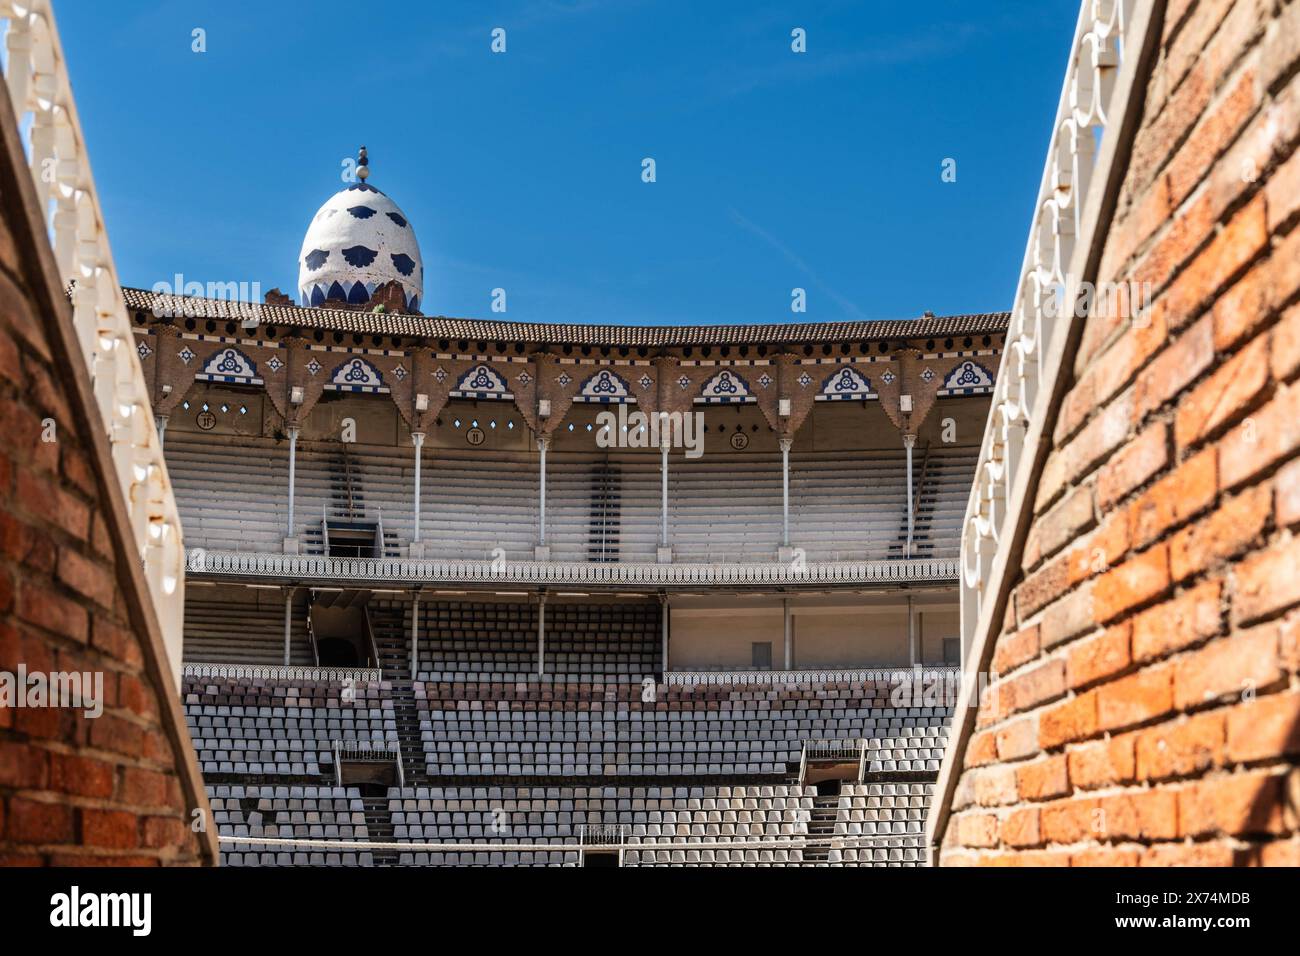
[959,0,1135,658]
[2,1,186,686]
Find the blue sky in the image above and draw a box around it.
[54,0,1076,326]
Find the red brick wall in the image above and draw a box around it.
[939,0,1300,866]
[0,128,214,863]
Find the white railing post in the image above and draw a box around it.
[537,436,549,548]
[779,437,792,548]
[286,426,299,542]
[411,431,424,547]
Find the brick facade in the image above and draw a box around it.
[0,93,216,864]
[938,0,1300,865]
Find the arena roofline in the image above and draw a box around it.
[122,286,1010,348]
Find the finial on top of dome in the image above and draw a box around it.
[357,145,369,181]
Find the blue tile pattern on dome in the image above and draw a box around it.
[347,206,377,219]
[391,253,416,276]
[387,212,407,228]
[341,245,378,267]
[303,249,329,271]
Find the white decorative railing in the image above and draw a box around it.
[934,0,1161,861]
[186,549,958,587]
[666,667,960,687]
[182,663,382,683]
[959,0,1135,656]
[2,2,186,685]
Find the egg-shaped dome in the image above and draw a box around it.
[297,150,423,311]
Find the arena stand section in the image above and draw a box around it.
[0,114,1000,862]
[120,147,1004,864]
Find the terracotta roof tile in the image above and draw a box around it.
[121,286,1009,347]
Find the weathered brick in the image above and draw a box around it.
[1068,734,1137,790]
[1161,193,1270,332]
[8,798,74,844]
[56,546,116,611]
[1097,664,1174,732]
[1175,334,1272,450]
[1129,446,1217,548]
[1094,544,1170,624]
[1040,690,1099,750]
[1134,312,1215,419]
[991,624,1040,677]
[1168,482,1271,582]
[996,715,1040,762]
[1041,797,1101,844]
[81,809,140,849]
[1003,658,1067,715]
[1040,581,1096,649]
[1226,690,1300,762]
[48,753,114,799]
[1098,423,1169,510]
[1016,754,1070,802]
[1232,535,1300,624]
[1100,788,1180,841]
[955,812,999,849]
[1218,383,1300,492]
[1135,709,1225,780]
[1001,808,1041,848]
[1179,770,1293,836]
[1067,624,1131,689]
[1131,579,1223,662]
[1173,624,1282,709]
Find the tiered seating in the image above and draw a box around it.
[415,676,949,777]
[826,783,929,866]
[386,784,812,866]
[909,447,979,559]
[183,588,312,666]
[211,784,373,866]
[412,601,660,682]
[184,674,397,776]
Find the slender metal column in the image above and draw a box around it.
[286,426,300,539]
[157,414,169,450]
[779,437,792,547]
[538,437,549,546]
[411,432,425,544]
[904,434,916,558]
[660,439,670,547]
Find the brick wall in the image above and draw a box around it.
[939,0,1300,866]
[0,109,215,863]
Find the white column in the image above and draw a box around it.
[538,436,549,547]
[537,591,547,676]
[411,432,425,547]
[157,414,169,450]
[783,598,792,669]
[282,588,293,666]
[410,592,420,677]
[903,434,916,558]
[660,438,670,547]
[779,437,792,547]
[286,425,300,543]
